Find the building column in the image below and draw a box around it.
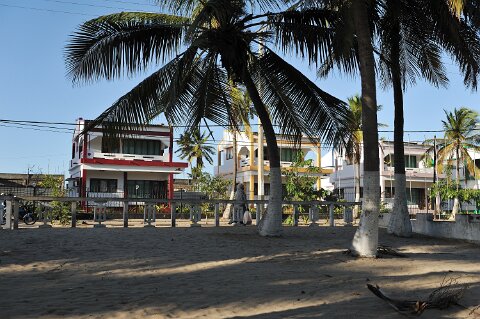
[81,169,87,210]
[249,175,255,201]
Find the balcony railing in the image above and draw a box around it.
[89,152,168,162]
[239,158,293,168]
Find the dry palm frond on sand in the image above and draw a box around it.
[367,276,469,316]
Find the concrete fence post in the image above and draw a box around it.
[214,203,220,227]
[71,202,77,228]
[0,200,4,228]
[93,205,106,228]
[143,204,155,228]
[309,205,319,227]
[171,203,176,227]
[4,200,12,230]
[256,203,261,225]
[293,205,299,227]
[329,204,335,227]
[13,200,19,230]
[122,201,129,228]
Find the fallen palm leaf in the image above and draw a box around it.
[367,276,469,316]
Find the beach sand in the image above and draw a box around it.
[0,223,479,318]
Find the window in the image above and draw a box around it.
[225,147,233,160]
[72,144,76,159]
[254,147,269,160]
[90,179,117,193]
[122,139,163,156]
[383,154,417,168]
[127,180,167,199]
[101,138,120,153]
[280,148,299,162]
[405,155,417,168]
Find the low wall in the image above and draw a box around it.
[380,213,480,244]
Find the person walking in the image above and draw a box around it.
[232,183,247,225]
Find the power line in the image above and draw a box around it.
[19,0,155,13]
[0,2,95,16]
[99,0,159,7]
[0,118,452,133]
[0,123,72,134]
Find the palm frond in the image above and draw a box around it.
[250,47,352,148]
[66,12,188,83]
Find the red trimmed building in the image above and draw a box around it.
[67,118,187,207]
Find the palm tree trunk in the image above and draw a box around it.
[223,132,238,220]
[452,146,460,217]
[242,69,282,236]
[387,28,412,237]
[351,0,380,257]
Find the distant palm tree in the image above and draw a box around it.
[343,95,386,219]
[65,1,352,236]
[427,107,480,217]
[344,95,363,220]
[176,129,215,180]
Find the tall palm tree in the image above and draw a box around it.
[176,129,215,180]
[65,1,352,236]
[427,107,480,217]
[302,0,480,242]
[375,0,480,236]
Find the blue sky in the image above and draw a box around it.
[0,0,478,177]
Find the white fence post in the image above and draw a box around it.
[293,205,299,226]
[344,206,353,226]
[256,203,261,225]
[214,203,219,227]
[13,200,19,230]
[71,202,77,228]
[171,203,176,227]
[143,204,156,227]
[309,205,319,227]
[39,207,52,228]
[4,200,12,230]
[190,205,201,227]
[93,205,106,228]
[329,204,335,227]
[0,200,4,229]
[123,201,129,228]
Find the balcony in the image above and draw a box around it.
[89,152,168,162]
[239,158,294,168]
[382,166,436,179]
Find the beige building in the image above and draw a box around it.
[214,130,332,200]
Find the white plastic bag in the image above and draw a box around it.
[243,210,252,225]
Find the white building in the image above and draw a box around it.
[67,118,187,208]
[327,141,445,210]
[214,130,332,200]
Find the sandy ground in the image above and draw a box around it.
[0,222,479,319]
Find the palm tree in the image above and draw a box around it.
[375,0,480,237]
[344,95,363,219]
[302,0,480,244]
[65,1,352,236]
[343,95,387,219]
[427,107,480,217]
[176,129,215,180]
